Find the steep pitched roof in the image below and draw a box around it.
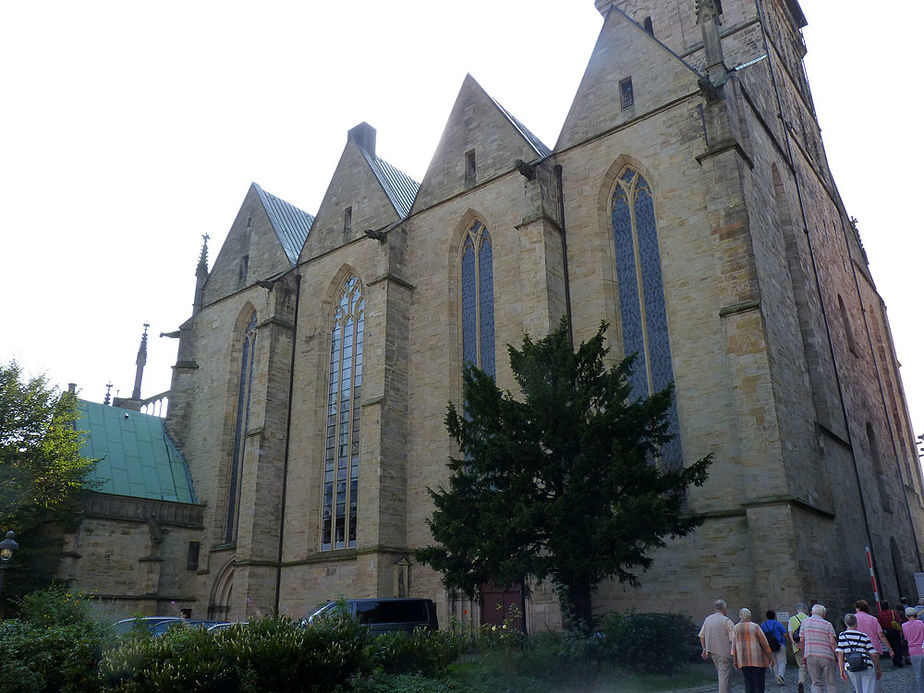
[253,183,314,265]
[487,93,552,158]
[412,74,553,212]
[77,400,197,504]
[556,5,701,150]
[356,147,420,218]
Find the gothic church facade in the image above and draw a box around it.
[88,0,924,626]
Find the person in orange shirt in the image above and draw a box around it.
[732,607,774,693]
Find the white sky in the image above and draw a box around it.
[2,2,922,448]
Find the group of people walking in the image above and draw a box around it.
[698,598,924,693]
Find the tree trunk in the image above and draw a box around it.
[558,577,593,633]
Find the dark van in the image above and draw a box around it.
[307,598,438,634]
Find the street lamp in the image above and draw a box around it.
[0,530,19,600]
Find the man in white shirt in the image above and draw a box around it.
[699,598,735,693]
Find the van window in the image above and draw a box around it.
[355,600,428,625]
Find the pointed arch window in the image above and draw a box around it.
[611,167,682,467]
[322,274,364,551]
[461,220,495,377]
[226,310,257,544]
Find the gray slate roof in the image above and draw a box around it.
[356,148,420,218]
[253,183,315,264]
[77,400,197,504]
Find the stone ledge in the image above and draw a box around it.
[718,299,760,317]
[81,491,204,529]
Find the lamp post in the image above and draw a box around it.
[0,530,19,600]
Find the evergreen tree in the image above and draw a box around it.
[418,319,712,629]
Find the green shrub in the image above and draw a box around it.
[369,628,464,676]
[17,584,94,628]
[0,620,105,693]
[99,614,370,692]
[599,611,698,674]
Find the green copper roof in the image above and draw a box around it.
[77,400,197,504]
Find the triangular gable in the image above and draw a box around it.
[254,183,314,265]
[357,148,419,218]
[412,75,552,212]
[556,6,702,150]
[301,123,416,260]
[77,400,198,504]
[203,184,307,304]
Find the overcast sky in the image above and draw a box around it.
[2,2,922,449]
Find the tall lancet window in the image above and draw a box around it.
[226,310,257,543]
[461,220,495,377]
[611,167,682,467]
[322,274,364,551]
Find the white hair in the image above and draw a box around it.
[811,604,826,616]
[739,607,751,620]
[714,599,727,611]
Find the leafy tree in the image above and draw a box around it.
[418,320,712,630]
[0,361,97,602]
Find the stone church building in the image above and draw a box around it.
[62,0,924,629]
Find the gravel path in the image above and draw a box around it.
[682,659,920,693]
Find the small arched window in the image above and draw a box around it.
[611,167,681,467]
[226,310,257,543]
[461,220,495,377]
[322,275,364,551]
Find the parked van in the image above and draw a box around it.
[306,598,438,634]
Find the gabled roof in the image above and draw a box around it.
[77,400,197,504]
[253,183,314,265]
[487,93,552,158]
[356,147,420,218]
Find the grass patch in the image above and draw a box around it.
[430,656,716,693]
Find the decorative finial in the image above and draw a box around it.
[198,233,210,268]
[132,323,149,400]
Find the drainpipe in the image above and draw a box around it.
[555,164,573,347]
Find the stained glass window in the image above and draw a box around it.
[461,220,495,378]
[611,168,682,467]
[322,274,364,550]
[226,311,257,543]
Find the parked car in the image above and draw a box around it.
[149,619,230,636]
[111,616,181,636]
[305,598,438,634]
[206,621,241,633]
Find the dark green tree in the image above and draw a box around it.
[0,361,97,602]
[418,320,712,630]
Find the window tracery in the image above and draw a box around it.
[461,220,495,377]
[611,168,682,466]
[322,274,364,550]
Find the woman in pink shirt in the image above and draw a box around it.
[902,607,924,693]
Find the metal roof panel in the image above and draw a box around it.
[77,400,198,504]
[356,147,420,218]
[253,183,314,265]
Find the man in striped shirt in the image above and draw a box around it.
[836,612,879,693]
[800,604,838,693]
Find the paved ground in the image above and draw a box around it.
[682,660,920,693]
